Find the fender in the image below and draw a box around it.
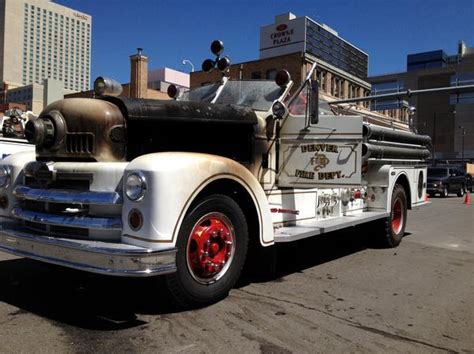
[365,164,415,212]
[390,170,411,209]
[122,152,274,250]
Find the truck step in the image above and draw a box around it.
[274,211,389,243]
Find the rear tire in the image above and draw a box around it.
[377,184,407,248]
[166,194,248,308]
[457,186,465,197]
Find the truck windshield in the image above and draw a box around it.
[180,82,220,103]
[428,168,448,177]
[181,80,285,111]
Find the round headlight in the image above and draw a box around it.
[0,166,12,188]
[125,172,147,201]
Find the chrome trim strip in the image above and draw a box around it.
[13,186,122,205]
[0,221,177,277]
[12,208,122,230]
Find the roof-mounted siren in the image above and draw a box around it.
[211,40,224,56]
[201,40,231,75]
[217,56,231,72]
[93,76,123,97]
[201,59,215,73]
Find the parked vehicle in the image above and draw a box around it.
[0,109,35,159]
[427,166,466,197]
[0,42,431,307]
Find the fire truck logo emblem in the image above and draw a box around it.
[310,153,330,171]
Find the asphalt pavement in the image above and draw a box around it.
[0,195,472,353]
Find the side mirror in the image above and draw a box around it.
[309,79,319,124]
[271,101,288,120]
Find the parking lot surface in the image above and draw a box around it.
[0,196,472,353]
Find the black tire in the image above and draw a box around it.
[457,186,465,197]
[441,186,449,198]
[166,194,248,308]
[377,184,408,248]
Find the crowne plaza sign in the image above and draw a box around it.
[270,24,294,45]
[259,16,306,58]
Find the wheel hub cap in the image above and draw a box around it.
[186,212,235,284]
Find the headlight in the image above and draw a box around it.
[0,166,11,188]
[125,172,147,201]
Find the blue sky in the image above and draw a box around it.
[55,0,473,85]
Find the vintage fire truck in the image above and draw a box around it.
[0,42,431,307]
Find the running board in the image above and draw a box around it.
[274,211,389,243]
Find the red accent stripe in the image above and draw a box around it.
[270,208,300,215]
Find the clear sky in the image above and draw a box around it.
[55,0,474,86]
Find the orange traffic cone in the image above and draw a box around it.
[464,192,471,205]
[424,193,429,202]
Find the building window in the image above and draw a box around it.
[266,69,277,80]
[251,71,262,79]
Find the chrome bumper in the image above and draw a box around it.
[0,220,177,277]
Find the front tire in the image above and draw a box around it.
[441,186,449,198]
[457,186,465,197]
[166,194,248,308]
[377,184,408,248]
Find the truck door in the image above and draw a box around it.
[277,114,363,188]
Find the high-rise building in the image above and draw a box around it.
[0,0,91,92]
[259,12,369,80]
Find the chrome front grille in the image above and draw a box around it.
[66,133,94,154]
[13,183,122,241]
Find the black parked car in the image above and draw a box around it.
[427,167,466,197]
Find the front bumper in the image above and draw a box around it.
[0,220,177,277]
[427,186,444,194]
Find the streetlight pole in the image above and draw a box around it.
[182,59,195,73]
[459,125,465,171]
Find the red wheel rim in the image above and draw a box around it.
[186,212,235,284]
[391,198,403,234]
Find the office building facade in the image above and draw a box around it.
[0,0,91,92]
[369,41,474,163]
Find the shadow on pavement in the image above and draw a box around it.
[0,258,182,330]
[0,222,401,330]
